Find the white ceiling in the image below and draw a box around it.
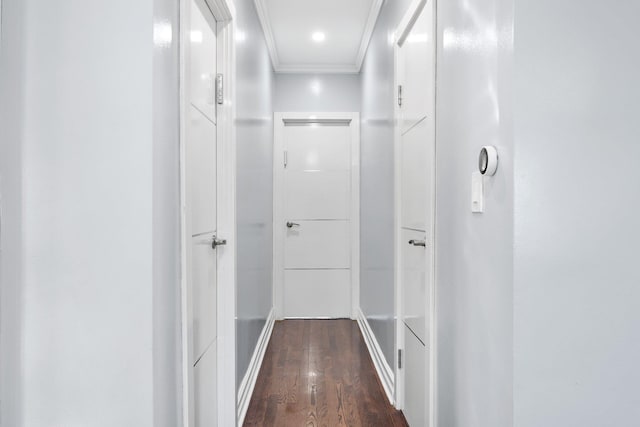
[254,0,383,74]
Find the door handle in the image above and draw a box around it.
[408,239,426,247]
[286,222,300,229]
[212,236,227,249]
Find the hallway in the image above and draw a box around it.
[244,320,407,426]
[2,0,640,425]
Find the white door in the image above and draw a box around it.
[276,114,359,319]
[397,1,435,426]
[186,1,218,425]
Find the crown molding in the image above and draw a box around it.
[253,0,383,74]
[355,0,383,71]
[204,0,233,21]
[253,0,281,69]
[275,63,360,74]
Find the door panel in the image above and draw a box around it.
[189,0,217,123]
[284,220,350,269]
[284,269,351,318]
[401,229,427,344]
[194,342,217,427]
[187,0,218,425]
[187,105,217,235]
[285,125,351,171]
[399,5,432,134]
[397,2,435,425]
[404,325,426,427]
[281,120,355,318]
[191,233,217,360]
[401,118,429,231]
[285,170,350,220]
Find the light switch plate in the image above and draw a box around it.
[471,171,483,213]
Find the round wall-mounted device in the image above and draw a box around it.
[479,146,498,176]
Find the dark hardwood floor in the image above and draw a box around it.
[243,319,408,427]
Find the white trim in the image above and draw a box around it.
[204,0,232,22]
[430,0,439,424]
[273,113,285,320]
[282,316,345,320]
[215,3,238,426]
[282,118,352,125]
[355,0,384,71]
[392,36,404,408]
[356,309,395,405]
[252,0,280,69]
[350,114,361,320]
[275,64,360,74]
[178,0,192,421]
[272,112,360,320]
[237,309,276,426]
[179,0,237,425]
[253,0,383,74]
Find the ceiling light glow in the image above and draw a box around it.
[311,31,326,42]
[310,81,322,95]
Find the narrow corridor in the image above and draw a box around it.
[244,320,408,426]
[2,0,640,425]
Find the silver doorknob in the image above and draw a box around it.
[408,239,426,247]
[212,236,227,249]
[286,222,300,229]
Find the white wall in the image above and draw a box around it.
[0,0,181,424]
[0,0,26,424]
[435,0,514,425]
[513,1,640,425]
[235,0,275,389]
[359,0,413,370]
[275,73,360,112]
[152,0,182,424]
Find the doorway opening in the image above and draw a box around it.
[273,112,361,320]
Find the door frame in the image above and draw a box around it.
[273,112,361,320]
[392,0,437,425]
[178,0,237,425]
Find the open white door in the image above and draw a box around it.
[394,0,436,426]
[181,0,236,425]
[185,1,219,425]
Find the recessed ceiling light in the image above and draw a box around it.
[311,32,326,42]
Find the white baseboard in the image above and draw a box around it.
[356,308,395,405]
[237,308,275,425]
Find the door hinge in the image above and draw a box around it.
[215,73,224,105]
[397,84,403,108]
[284,150,288,168]
[398,349,403,369]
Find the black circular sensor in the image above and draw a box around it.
[479,147,489,174]
[478,146,498,176]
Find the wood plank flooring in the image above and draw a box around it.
[243,319,408,427]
